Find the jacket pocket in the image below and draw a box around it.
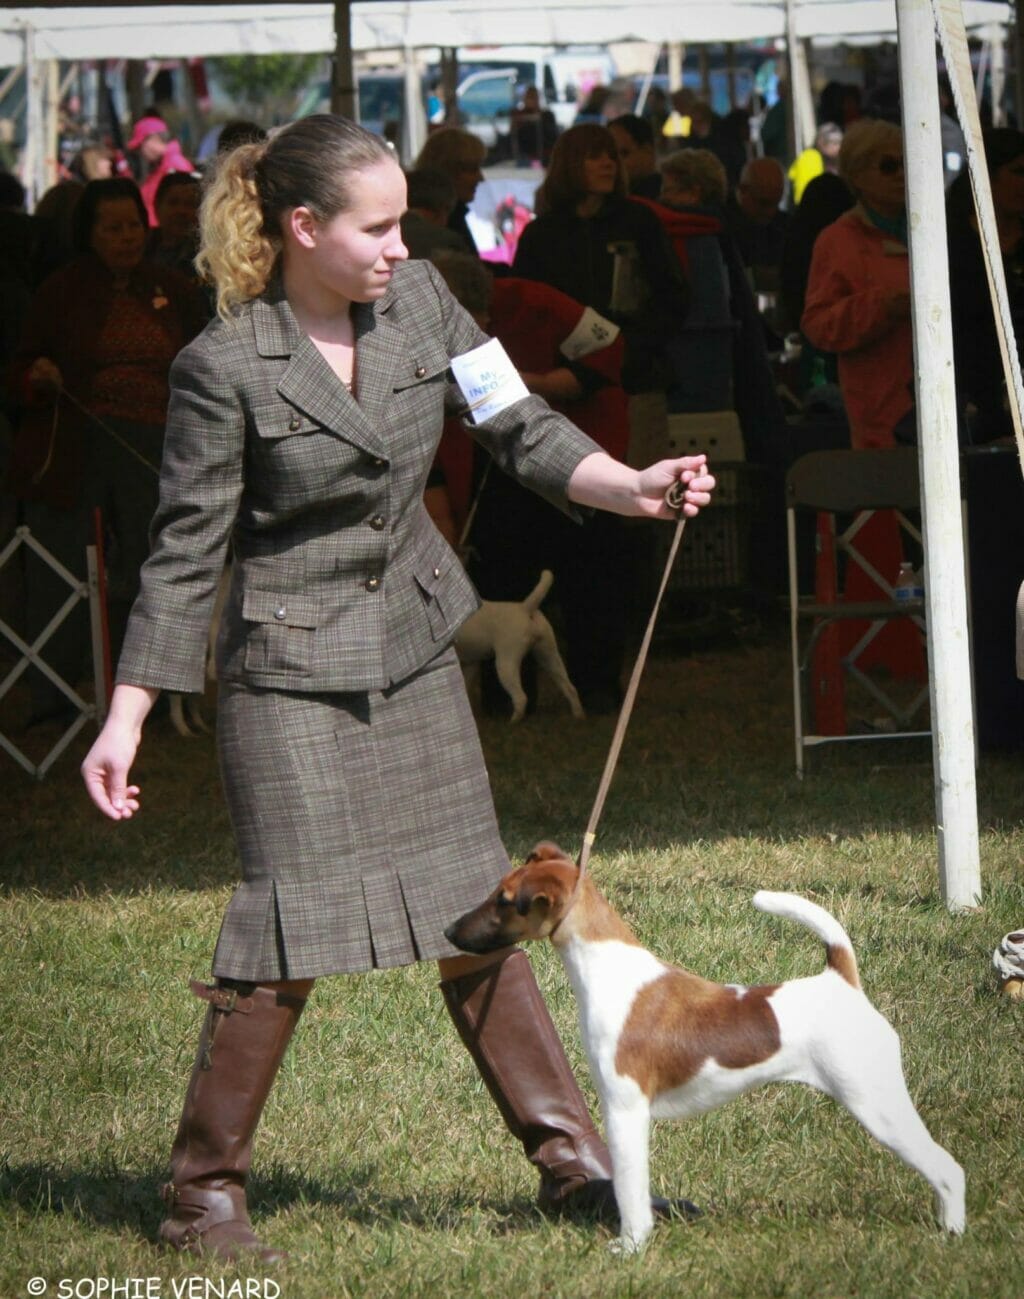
[413,552,459,642]
[242,590,321,675]
[391,346,451,392]
[252,411,323,440]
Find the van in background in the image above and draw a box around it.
[294,45,619,162]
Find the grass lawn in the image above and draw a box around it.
[2,625,1022,1298]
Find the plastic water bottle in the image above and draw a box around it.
[894,561,924,602]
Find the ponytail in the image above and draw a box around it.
[197,140,278,322]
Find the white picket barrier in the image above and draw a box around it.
[0,525,107,778]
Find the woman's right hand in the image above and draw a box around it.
[28,357,63,396]
[81,684,158,820]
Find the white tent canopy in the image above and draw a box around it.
[0,2,1011,64]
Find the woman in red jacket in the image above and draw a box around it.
[430,251,632,713]
[801,119,912,450]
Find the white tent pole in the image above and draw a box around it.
[990,23,1007,125]
[785,0,804,157]
[667,41,683,97]
[896,0,982,910]
[22,24,45,206]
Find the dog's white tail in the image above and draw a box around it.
[752,891,861,988]
[523,569,555,614]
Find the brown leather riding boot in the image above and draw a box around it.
[158,979,307,1263]
[440,948,618,1213]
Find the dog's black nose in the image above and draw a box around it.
[443,922,459,944]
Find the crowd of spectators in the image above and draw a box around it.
[1,74,1020,731]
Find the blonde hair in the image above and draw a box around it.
[839,118,903,191]
[660,148,728,206]
[197,115,394,320]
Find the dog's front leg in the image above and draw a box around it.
[604,1096,654,1254]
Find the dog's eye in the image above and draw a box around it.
[496,894,513,909]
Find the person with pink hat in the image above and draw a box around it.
[127,114,193,225]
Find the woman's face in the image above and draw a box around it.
[155,181,200,242]
[660,174,702,208]
[452,153,485,204]
[852,148,905,216]
[991,154,1024,219]
[580,147,619,196]
[304,159,408,304]
[90,197,147,274]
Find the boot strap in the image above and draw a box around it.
[190,980,254,1014]
[189,980,307,1014]
[161,1181,252,1245]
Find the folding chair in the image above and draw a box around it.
[786,447,931,777]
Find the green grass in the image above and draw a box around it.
[2,629,1022,1298]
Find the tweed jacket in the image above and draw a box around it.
[117,259,602,695]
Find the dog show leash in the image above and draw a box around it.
[31,387,163,487]
[563,477,690,916]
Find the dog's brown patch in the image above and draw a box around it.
[615,971,781,1099]
[828,943,860,988]
[573,881,641,945]
[524,843,640,946]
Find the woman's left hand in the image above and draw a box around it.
[636,454,716,519]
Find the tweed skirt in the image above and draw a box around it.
[210,647,510,980]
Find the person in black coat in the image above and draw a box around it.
[947,127,1024,445]
[513,123,689,399]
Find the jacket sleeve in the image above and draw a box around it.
[801,222,898,354]
[9,272,66,406]
[510,218,549,283]
[425,261,602,516]
[116,333,245,693]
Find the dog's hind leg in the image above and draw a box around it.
[493,649,530,723]
[604,1097,655,1253]
[812,1017,966,1233]
[531,628,585,719]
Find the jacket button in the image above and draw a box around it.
[364,576,381,592]
[414,364,427,378]
[433,566,441,579]
[369,514,386,531]
[288,416,301,431]
[274,605,287,620]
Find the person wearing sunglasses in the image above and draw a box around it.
[801,119,923,685]
[801,117,911,451]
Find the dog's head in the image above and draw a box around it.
[444,842,580,954]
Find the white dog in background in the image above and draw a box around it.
[455,570,584,723]
[170,566,584,733]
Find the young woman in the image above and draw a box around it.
[81,116,714,1263]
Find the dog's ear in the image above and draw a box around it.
[514,882,553,916]
[525,841,567,865]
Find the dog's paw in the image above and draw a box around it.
[607,1234,649,1257]
[935,1163,966,1235]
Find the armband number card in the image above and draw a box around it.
[450,338,529,425]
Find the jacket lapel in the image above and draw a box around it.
[251,290,389,460]
[351,289,405,430]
